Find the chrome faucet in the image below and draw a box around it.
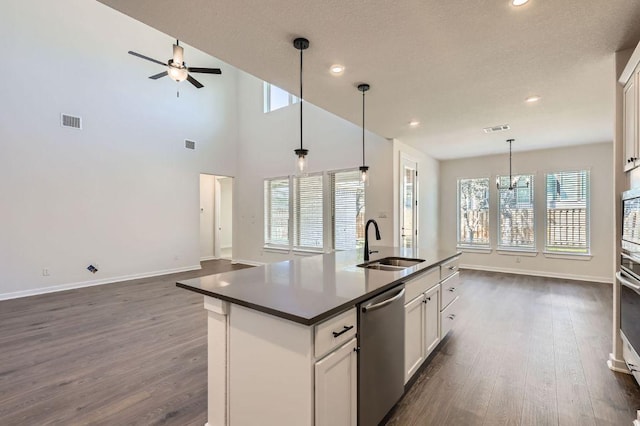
[364,219,381,261]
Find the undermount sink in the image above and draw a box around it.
[357,257,425,271]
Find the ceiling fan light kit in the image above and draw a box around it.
[128,39,222,93]
[293,37,310,174]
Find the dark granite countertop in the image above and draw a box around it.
[177,246,460,326]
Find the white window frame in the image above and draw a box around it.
[329,168,366,251]
[496,174,536,252]
[456,177,491,249]
[263,82,299,113]
[544,170,590,255]
[263,176,292,250]
[293,172,325,252]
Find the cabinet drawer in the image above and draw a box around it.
[440,256,460,280]
[440,272,460,310]
[315,308,357,359]
[405,267,439,302]
[440,296,459,338]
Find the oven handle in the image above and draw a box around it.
[616,271,640,292]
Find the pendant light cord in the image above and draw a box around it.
[299,48,303,151]
[362,90,366,165]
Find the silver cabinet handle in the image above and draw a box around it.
[447,314,456,320]
[362,288,405,313]
[448,287,456,292]
[448,266,455,270]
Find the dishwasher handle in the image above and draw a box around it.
[362,288,405,313]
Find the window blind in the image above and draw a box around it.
[330,170,365,251]
[264,177,290,247]
[457,178,490,247]
[497,175,535,250]
[293,173,324,250]
[545,170,589,253]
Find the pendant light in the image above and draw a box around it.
[293,37,310,174]
[496,138,529,190]
[357,83,370,183]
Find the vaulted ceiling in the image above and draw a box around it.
[98,0,640,159]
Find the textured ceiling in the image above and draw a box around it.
[97,0,640,159]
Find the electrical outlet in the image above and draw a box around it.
[42,268,50,276]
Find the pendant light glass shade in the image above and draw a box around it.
[496,139,529,190]
[293,37,309,175]
[358,83,370,185]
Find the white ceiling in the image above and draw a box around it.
[97,0,640,159]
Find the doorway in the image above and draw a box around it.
[199,174,233,261]
[400,157,418,250]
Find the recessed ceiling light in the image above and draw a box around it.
[511,0,529,6]
[409,120,420,127]
[525,95,541,103]
[330,64,345,75]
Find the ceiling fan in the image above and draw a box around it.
[128,40,221,89]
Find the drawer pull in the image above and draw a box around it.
[447,314,456,320]
[332,325,354,338]
[423,296,431,304]
[448,266,456,270]
[448,287,456,292]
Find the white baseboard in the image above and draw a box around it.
[460,263,612,284]
[200,255,216,261]
[0,264,202,301]
[231,258,265,267]
[608,353,630,373]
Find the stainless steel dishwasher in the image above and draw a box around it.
[358,285,405,426]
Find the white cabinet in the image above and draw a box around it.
[315,338,357,426]
[404,282,441,384]
[404,294,425,382]
[424,284,440,355]
[623,74,637,171]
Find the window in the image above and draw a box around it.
[497,175,535,250]
[330,170,365,250]
[264,177,290,247]
[293,174,324,250]
[263,82,298,113]
[457,178,490,247]
[545,170,590,253]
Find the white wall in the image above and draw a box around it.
[233,73,395,263]
[218,177,233,249]
[439,142,613,282]
[200,174,216,260]
[0,0,238,298]
[392,140,440,249]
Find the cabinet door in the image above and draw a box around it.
[424,285,440,356]
[624,75,637,172]
[404,294,425,384]
[315,338,357,426]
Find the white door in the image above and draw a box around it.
[215,176,233,259]
[400,157,418,249]
[199,174,216,261]
[404,294,425,383]
[314,338,357,426]
[424,285,440,356]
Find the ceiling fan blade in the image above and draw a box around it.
[128,51,166,66]
[149,71,168,80]
[188,67,222,75]
[187,74,204,88]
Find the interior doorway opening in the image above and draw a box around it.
[200,174,233,261]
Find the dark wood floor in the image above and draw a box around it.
[1,267,639,425]
[387,270,640,426]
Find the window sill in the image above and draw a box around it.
[456,246,492,254]
[543,251,592,261]
[496,249,538,257]
[263,246,290,254]
[293,248,324,256]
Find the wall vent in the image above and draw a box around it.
[185,139,196,150]
[483,124,510,134]
[61,114,82,129]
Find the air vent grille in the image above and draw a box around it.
[61,114,82,129]
[185,140,196,150]
[483,124,510,134]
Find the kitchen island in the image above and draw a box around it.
[177,246,461,426]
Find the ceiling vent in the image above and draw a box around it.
[185,139,196,150]
[61,114,82,129]
[483,124,510,134]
